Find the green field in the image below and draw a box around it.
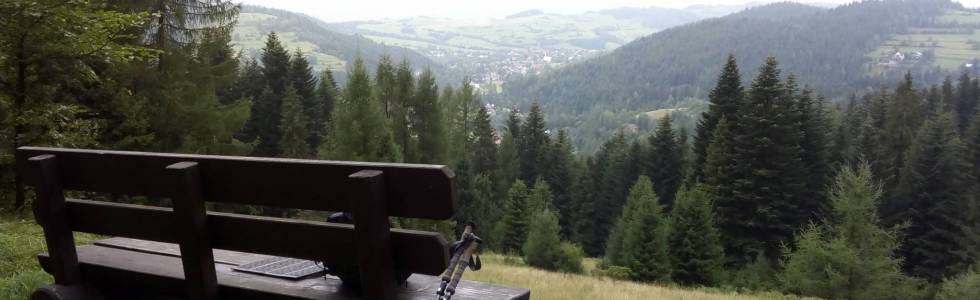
[870,9,980,72]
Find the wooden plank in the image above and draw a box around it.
[349,170,396,300]
[167,162,218,300]
[29,154,82,285]
[38,244,531,300]
[16,147,455,219]
[63,199,449,275]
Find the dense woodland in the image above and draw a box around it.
[498,0,965,153]
[2,1,980,299]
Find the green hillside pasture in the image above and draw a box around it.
[869,9,980,72]
[233,13,347,72]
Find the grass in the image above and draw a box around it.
[869,9,980,72]
[232,13,347,72]
[0,212,803,299]
[467,253,807,300]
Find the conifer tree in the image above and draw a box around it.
[392,59,418,162]
[797,88,831,220]
[519,102,549,184]
[591,132,631,255]
[261,32,291,95]
[605,176,658,267]
[781,163,924,300]
[286,50,318,153]
[471,106,497,176]
[523,208,582,273]
[623,186,670,283]
[544,130,575,237]
[692,54,743,183]
[278,86,310,158]
[311,69,337,150]
[528,179,555,216]
[322,57,400,162]
[897,112,973,282]
[500,180,531,253]
[375,55,396,118]
[727,57,805,264]
[880,73,923,219]
[956,71,978,132]
[669,185,725,286]
[414,68,445,164]
[703,117,735,207]
[568,159,600,255]
[647,115,683,207]
[241,32,290,156]
[448,78,480,163]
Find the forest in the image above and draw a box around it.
[2,1,980,299]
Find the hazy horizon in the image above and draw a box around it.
[235,0,980,22]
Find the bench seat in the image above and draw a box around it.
[39,238,530,300]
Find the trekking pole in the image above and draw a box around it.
[436,222,482,300]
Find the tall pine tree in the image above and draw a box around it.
[668,184,725,287]
[692,54,743,183]
[322,57,400,162]
[647,115,683,208]
[278,86,310,158]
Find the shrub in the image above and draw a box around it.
[937,268,980,300]
[523,209,583,273]
[555,242,584,274]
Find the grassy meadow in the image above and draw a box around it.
[0,211,807,300]
[870,9,980,71]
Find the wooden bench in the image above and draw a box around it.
[16,147,530,300]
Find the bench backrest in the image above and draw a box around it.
[16,147,455,300]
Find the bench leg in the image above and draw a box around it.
[31,284,104,300]
[349,170,397,300]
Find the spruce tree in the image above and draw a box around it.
[703,117,736,209]
[311,69,337,150]
[568,159,600,255]
[448,78,480,163]
[471,106,497,176]
[261,32,291,95]
[500,180,531,254]
[523,209,582,272]
[668,185,725,287]
[375,55,396,118]
[286,50,317,153]
[591,132,631,256]
[880,72,923,220]
[322,57,400,162]
[241,32,291,157]
[519,102,549,184]
[392,59,418,162]
[727,57,805,264]
[956,71,978,132]
[605,176,657,267]
[897,112,973,282]
[528,179,555,216]
[414,68,445,164]
[278,86,310,158]
[781,163,924,300]
[647,115,683,208]
[797,88,832,220]
[544,130,575,237]
[623,186,670,283]
[692,54,743,183]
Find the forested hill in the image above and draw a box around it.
[499,0,961,116]
[232,5,457,83]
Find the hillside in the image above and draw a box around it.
[232,6,458,83]
[324,5,748,92]
[497,0,972,152]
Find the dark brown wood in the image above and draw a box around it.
[166,162,218,300]
[62,199,448,275]
[38,242,531,300]
[349,170,397,300]
[31,284,104,300]
[30,155,82,285]
[16,147,455,219]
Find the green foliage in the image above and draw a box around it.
[527,179,554,216]
[646,115,683,207]
[588,132,632,256]
[781,163,924,300]
[623,189,670,283]
[605,175,657,267]
[519,102,550,184]
[500,180,530,253]
[668,185,725,287]
[523,209,582,273]
[727,57,806,264]
[542,130,575,237]
[937,267,980,300]
[727,252,779,292]
[278,86,310,158]
[322,57,401,162]
[692,54,743,183]
[413,68,446,164]
[897,112,974,282]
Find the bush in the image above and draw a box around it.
[594,265,633,280]
[523,209,583,273]
[937,268,980,300]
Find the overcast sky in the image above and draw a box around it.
[236,0,980,22]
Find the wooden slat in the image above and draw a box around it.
[30,155,82,285]
[63,199,449,275]
[167,162,218,300]
[349,170,396,300]
[16,147,455,219]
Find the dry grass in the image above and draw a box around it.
[465,254,805,300]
